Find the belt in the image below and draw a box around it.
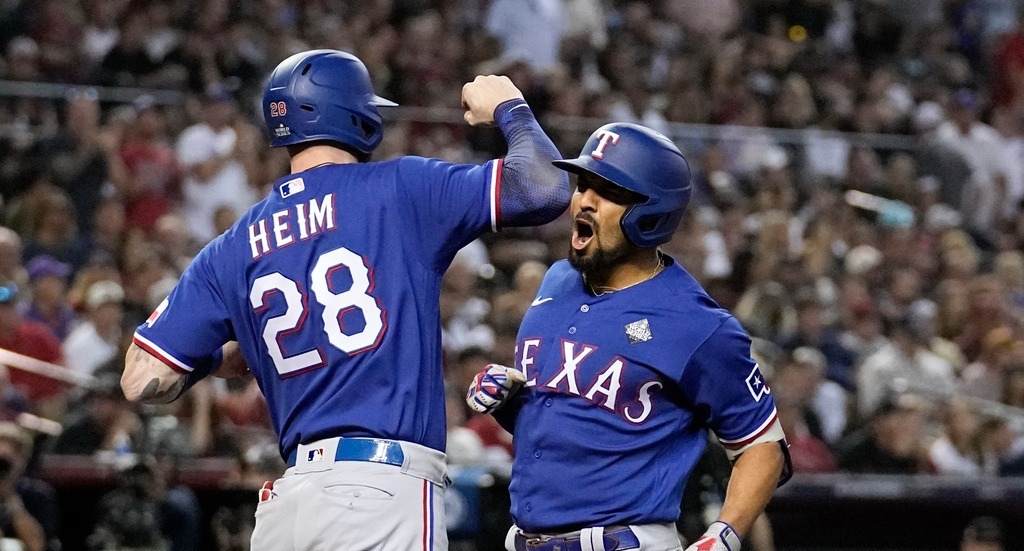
[285,438,405,468]
[514,527,640,551]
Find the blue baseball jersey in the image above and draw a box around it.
[505,257,777,532]
[134,157,504,458]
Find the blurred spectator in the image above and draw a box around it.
[20,255,76,341]
[856,314,956,419]
[0,229,27,292]
[115,96,181,234]
[838,395,929,474]
[62,281,124,378]
[775,289,857,390]
[485,0,563,71]
[960,326,1016,401]
[0,423,53,551]
[0,283,65,411]
[19,187,90,272]
[960,516,1004,551]
[50,370,139,456]
[935,89,1006,241]
[175,86,256,244]
[27,88,119,235]
[787,347,849,446]
[774,385,836,474]
[928,399,987,475]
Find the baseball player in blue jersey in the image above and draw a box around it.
[467,123,791,551]
[120,49,570,551]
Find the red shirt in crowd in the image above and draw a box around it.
[0,320,66,400]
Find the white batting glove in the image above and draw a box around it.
[685,521,741,551]
[466,364,527,414]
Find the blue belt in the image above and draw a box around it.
[285,438,405,468]
[514,527,640,551]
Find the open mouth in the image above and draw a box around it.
[572,216,595,251]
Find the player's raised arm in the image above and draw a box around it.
[462,75,571,227]
[121,342,188,404]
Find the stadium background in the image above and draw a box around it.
[0,0,1020,549]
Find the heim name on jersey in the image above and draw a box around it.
[248,186,338,259]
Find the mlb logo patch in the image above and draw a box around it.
[280,177,305,198]
[306,448,325,463]
[624,318,652,344]
[745,364,770,402]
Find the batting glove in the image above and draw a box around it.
[685,521,741,551]
[466,364,527,414]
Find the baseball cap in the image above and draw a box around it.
[85,280,124,309]
[952,88,978,110]
[0,283,17,304]
[25,255,71,281]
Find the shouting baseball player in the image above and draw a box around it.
[468,123,791,551]
[120,50,570,551]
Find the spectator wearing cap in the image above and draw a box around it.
[935,89,1007,242]
[775,288,858,390]
[788,346,850,446]
[837,394,930,474]
[19,187,91,272]
[856,314,956,419]
[175,84,257,244]
[0,283,66,410]
[62,281,125,379]
[960,516,1004,551]
[21,255,77,341]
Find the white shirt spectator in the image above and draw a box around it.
[176,124,256,244]
[857,343,956,418]
[63,322,118,378]
[486,0,564,70]
[935,120,1006,233]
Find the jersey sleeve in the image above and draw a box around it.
[132,244,233,378]
[396,156,499,269]
[680,316,783,458]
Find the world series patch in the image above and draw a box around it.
[625,318,652,344]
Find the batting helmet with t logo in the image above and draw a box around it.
[262,49,397,156]
[553,123,692,248]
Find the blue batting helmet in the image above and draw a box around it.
[553,123,692,248]
[262,49,397,155]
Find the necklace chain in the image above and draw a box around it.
[586,255,664,296]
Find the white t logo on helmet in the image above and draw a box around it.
[590,130,620,160]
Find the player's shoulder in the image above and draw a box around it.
[655,257,731,319]
[541,259,581,289]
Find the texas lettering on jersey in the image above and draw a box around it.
[516,337,662,423]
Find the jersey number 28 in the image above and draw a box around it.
[249,247,385,376]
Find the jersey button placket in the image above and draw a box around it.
[581,304,589,312]
[534,450,542,458]
[568,326,576,334]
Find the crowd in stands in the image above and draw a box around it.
[0,0,1019,549]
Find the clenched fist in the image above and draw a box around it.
[466,364,527,414]
[461,75,525,126]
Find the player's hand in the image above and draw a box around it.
[461,75,525,126]
[685,521,741,551]
[466,364,526,414]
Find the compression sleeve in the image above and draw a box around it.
[494,99,571,227]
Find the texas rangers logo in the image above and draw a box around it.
[590,130,620,160]
[624,318,652,344]
[745,363,770,402]
[307,448,325,462]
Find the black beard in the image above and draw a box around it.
[568,237,633,284]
